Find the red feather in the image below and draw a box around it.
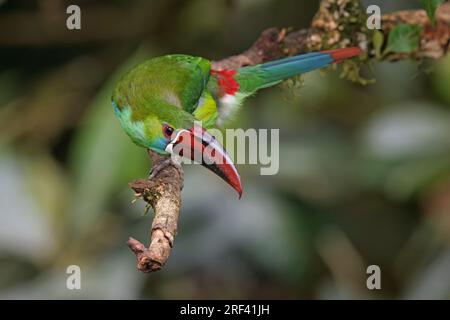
[211,69,239,96]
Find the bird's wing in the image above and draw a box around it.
[192,90,219,128]
[112,54,211,119]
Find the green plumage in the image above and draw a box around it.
[112,55,209,126]
[112,49,360,154]
[112,55,214,152]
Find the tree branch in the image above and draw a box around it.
[127,151,183,272]
[126,0,450,273]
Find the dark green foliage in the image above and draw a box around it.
[386,24,423,54]
[421,0,444,25]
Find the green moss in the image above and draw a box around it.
[279,75,306,103]
[314,0,374,85]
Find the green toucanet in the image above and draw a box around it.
[112,47,362,197]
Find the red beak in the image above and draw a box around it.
[165,127,243,198]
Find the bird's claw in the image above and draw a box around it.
[148,156,183,180]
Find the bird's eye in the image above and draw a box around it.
[162,124,174,138]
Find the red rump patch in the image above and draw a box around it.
[322,47,362,63]
[211,69,239,96]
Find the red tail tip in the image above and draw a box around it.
[323,47,362,62]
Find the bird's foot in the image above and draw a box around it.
[148,156,183,181]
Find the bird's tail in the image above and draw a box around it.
[236,47,361,94]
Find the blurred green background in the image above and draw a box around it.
[1,0,450,299]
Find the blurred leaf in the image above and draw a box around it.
[362,102,450,160]
[278,135,357,204]
[420,0,443,25]
[433,54,450,106]
[0,253,142,299]
[373,30,384,60]
[360,102,450,199]
[179,0,226,36]
[384,157,450,200]
[0,70,21,108]
[0,147,56,261]
[25,153,70,224]
[385,24,423,54]
[174,180,305,287]
[68,48,152,236]
[403,248,450,299]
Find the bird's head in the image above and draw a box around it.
[150,113,242,198]
[111,61,242,198]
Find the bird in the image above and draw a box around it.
[111,47,362,198]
